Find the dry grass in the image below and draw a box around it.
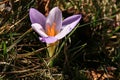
[0,0,120,79]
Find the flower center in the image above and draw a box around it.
[46,22,57,36]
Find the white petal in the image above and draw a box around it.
[55,25,73,39]
[31,23,48,37]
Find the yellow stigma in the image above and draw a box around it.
[46,22,57,36]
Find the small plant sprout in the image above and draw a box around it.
[29,7,82,57]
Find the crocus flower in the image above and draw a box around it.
[29,7,82,57]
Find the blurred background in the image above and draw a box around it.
[0,0,120,79]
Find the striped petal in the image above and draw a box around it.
[46,7,62,32]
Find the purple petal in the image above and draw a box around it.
[55,14,82,39]
[32,23,48,37]
[62,14,82,26]
[46,7,62,32]
[39,37,58,44]
[29,8,46,27]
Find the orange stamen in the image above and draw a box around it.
[46,22,57,36]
